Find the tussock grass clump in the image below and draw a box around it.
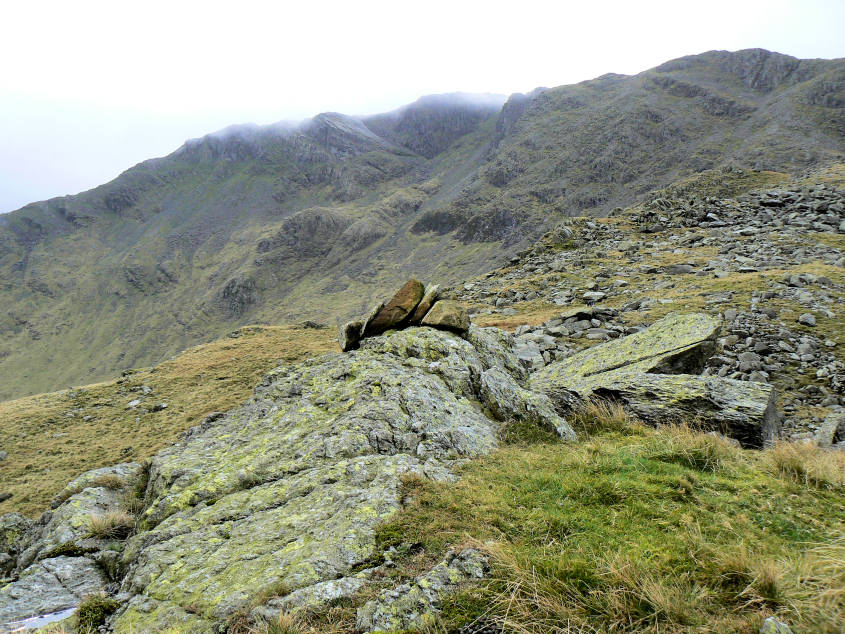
[76,594,121,630]
[652,425,742,472]
[366,426,844,633]
[571,398,639,435]
[87,511,135,539]
[764,441,845,488]
[91,474,126,489]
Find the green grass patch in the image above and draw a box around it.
[367,428,844,633]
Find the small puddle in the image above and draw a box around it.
[4,607,76,632]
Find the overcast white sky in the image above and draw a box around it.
[1,0,843,214]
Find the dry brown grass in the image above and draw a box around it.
[652,424,743,473]
[571,398,639,435]
[91,473,126,489]
[763,441,845,489]
[88,511,136,539]
[0,325,336,517]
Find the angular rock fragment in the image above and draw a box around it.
[407,283,439,325]
[533,313,721,395]
[815,411,845,448]
[363,279,425,336]
[480,367,576,440]
[420,300,470,333]
[338,318,363,352]
[531,313,780,447]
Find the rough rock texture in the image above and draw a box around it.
[0,514,32,577]
[363,279,425,336]
[102,325,561,632]
[531,313,780,447]
[814,410,845,447]
[408,284,440,325]
[480,367,575,440]
[421,300,471,334]
[0,556,107,623]
[591,372,780,448]
[338,318,363,352]
[356,549,489,632]
[16,462,142,570]
[759,616,794,634]
[533,313,721,395]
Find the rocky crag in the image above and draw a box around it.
[1,294,788,631]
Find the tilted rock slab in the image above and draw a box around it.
[0,556,108,624]
[363,278,425,336]
[532,313,780,447]
[589,372,779,448]
[106,326,569,632]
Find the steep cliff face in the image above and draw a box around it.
[1,49,843,400]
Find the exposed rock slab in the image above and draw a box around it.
[356,549,488,632]
[532,313,721,397]
[531,313,780,447]
[590,372,780,447]
[109,326,560,631]
[17,462,142,570]
[0,556,107,624]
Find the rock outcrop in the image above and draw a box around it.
[532,313,780,447]
[356,548,489,632]
[0,325,568,632]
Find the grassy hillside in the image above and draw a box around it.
[0,325,337,517]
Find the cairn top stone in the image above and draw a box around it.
[363,279,425,336]
[421,300,470,334]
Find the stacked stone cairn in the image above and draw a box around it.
[339,279,469,351]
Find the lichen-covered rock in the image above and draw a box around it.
[363,279,425,336]
[815,411,844,447]
[356,548,489,632]
[408,284,440,325]
[759,616,794,634]
[590,372,780,448]
[251,574,369,624]
[110,326,543,631]
[480,367,576,440]
[0,513,32,577]
[16,462,141,570]
[0,556,107,624]
[533,312,721,398]
[421,300,471,333]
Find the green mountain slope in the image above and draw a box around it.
[1,49,843,400]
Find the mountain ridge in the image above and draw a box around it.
[1,48,843,400]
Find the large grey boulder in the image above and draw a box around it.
[531,313,780,447]
[533,313,721,396]
[106,326,562,632]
